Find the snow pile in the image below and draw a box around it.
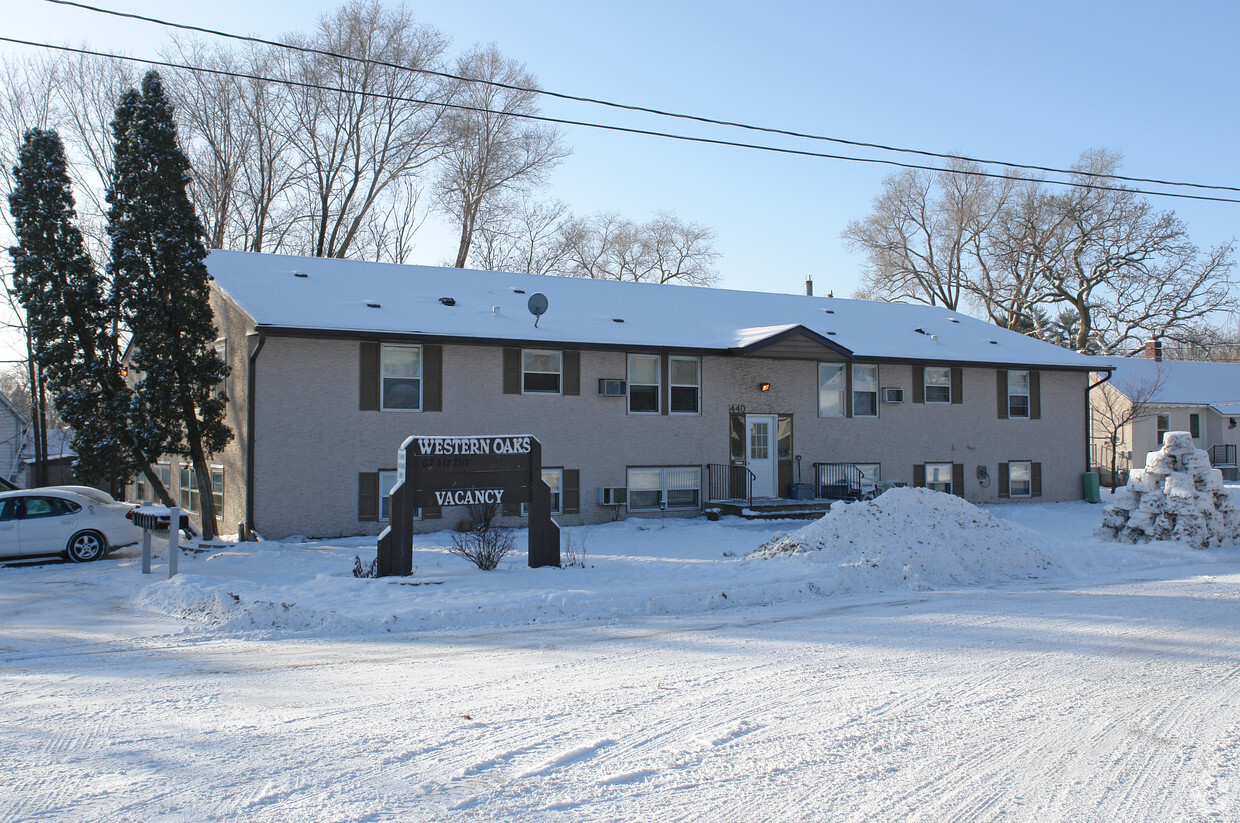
[756,486,1058,589]
[1096,431,1239,548]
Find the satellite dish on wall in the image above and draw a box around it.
[527,293,549,327]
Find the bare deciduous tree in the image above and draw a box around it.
[437,44,568,268]
[847,150,1236,352]
[1092,363,1169,490]
[844,158,1013,310]
[468,197,569,274]
[558,211,719,286]
[279,0,450,259]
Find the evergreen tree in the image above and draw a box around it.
[107,72,231,539]
[8,127,173,500]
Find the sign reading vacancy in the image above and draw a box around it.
[378,434,560,576]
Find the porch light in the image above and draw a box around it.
[759,382,771,392]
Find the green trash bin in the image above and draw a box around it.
[1082,471,1101,504]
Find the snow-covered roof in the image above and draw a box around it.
[1099,357,1240,413]
[207,250,1106,370]
[21,429,75,462]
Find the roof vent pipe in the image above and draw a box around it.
[805,276,813,297]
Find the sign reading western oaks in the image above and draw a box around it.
[378,434,560,576]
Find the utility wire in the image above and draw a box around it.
[41,0,1240,196]
[4,36,1240,206]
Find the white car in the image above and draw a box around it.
[0,487,143,563]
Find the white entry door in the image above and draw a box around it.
[745,414,778,499]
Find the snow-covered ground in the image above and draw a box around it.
[2,489,1239,821]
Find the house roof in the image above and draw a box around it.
[20,429,75,462]
[1099,357,1240,413]
[208,250,1107,370]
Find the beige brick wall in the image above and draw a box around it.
[245,336,1090,538]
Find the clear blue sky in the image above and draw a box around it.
[2,0,1238,303]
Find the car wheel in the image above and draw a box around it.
[67,531,106,563]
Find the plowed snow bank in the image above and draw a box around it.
[756,487,1059,589]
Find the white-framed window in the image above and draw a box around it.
[379,470,399,521]
[924,367,951,404]
[522,468,564,516]
[378,470,421,522]
[214,338,227,392]
[1009,461,1032,497]
[1190,413,1201,439]
[137,462,172,504]
[818,363,846,417]
[381,344,422,411]
[179,464,223,520]
[925,462,953,494]
[669,357,700,414]
[627,466,701,511]
[628,354,660,413]
[1008,370,1030,418]
[1157,413,1170,444]
[852,364,878,417]
[522,349,562,394]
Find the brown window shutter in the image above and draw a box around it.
[845,365,854,417]
[660,354,669,416]
[952,463,965,498]
[951,367,963,405]
[912,366,924,403]
[996,369,1008,419]
[564,351,580,396]
[1030,371,1041,420]
[1032,462,1043,497]
[913,463,925,488]
[563,469,580,513]
[423,344,443,412]
[998,463,1010,498]
[358,472,379,521]
[360,342,379,411]
[503,348,521,394]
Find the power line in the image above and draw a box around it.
[4,35,1240,206]
[41,0,1240,197]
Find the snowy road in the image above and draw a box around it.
[3,559,1239,821]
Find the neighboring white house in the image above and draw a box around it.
[146,250,1113,539]
[1091,356,1240,483]
[0,391,29,487]
[19,428,78,488]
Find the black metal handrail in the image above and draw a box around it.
[707,463,754,506]
[814,462,871,501]
[1209,444,1237,467]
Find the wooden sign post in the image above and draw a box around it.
[377,434,560,576]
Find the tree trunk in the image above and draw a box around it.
[182,398,218,541]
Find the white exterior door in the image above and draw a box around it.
[746,414,778,499]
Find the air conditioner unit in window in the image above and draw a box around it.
[598,378,626,397]
[598,486,626,505]
[882,387,904,403]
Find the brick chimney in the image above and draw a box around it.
[1144,338,1163,361]
[805,276,813,297]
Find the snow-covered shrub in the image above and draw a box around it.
[448,500,515,570]
[1095,431,1240,548]
[353,555,379,578]
[563,530,589,568]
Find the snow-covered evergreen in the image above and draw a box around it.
[7,127,139,486]
[106,71,231,535]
